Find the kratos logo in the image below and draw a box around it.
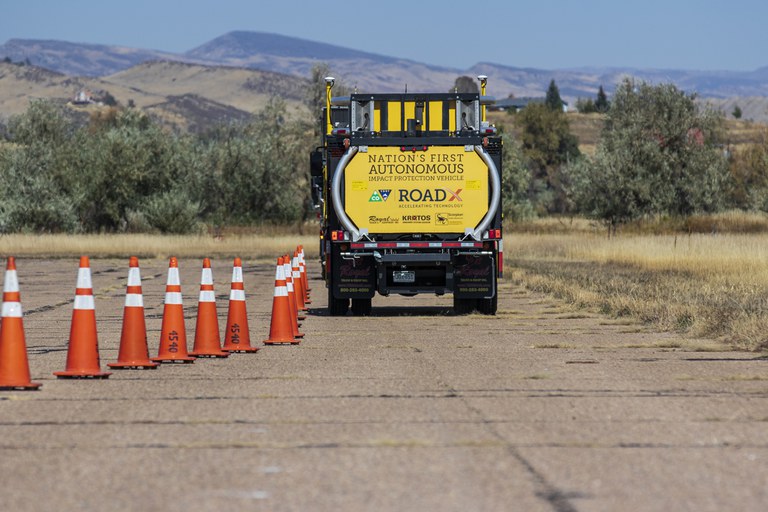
[402,215,431,222]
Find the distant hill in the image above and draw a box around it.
[185,31,459,94]
[0,60,309,132]
[0,39,181,77]
[186,31,398,64]
[104,60,307,114]
[2,31,768,124]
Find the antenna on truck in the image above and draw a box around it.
[324,76,335,136]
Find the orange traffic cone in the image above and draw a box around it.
[190,258,228,358]
[283,255,303,323]
[292,252,308,312]
[284,256,306,335]
[152,257,195,363]
[299,245,312,301]
[0,257,41,390]
[263,257,300,345]
[109,257,158,369]
[54,256,111,379]
[222,257,258,353]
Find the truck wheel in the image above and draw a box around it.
[351,298,372,316]
[328,287,349,316]
[477,294,498,315]
[453,297,476,315]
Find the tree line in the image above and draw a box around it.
[504,78,768,229]
[0,97,314,234]
[1,71,766,234]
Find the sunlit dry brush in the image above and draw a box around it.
[508,231,768,351]
[0,233,318,259]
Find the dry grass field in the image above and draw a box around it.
[507,217,768,351]
[0,232,318,260]
[6,216,768,351]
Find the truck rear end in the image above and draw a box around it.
[310,76,503,316]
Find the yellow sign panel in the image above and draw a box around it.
[344,146,489,233]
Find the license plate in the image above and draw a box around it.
[392,270,415,283]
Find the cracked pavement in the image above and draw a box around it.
[1,258,766,511]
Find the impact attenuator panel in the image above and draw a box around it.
[343,145,490,234]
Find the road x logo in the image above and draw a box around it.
[369,189,391,202]
[445,188,462,201]
[398,188,463,202]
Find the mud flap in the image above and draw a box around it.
[332,252,376,299]
[453,254,496,299]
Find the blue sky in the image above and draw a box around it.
[2,0,766,72]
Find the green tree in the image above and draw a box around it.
[73,109,178,231]
[732,104,742,119]
[0,101,79,233]
[545,79,563,111]
[727,129,768,209]
[595,85,609,113]
[0,142,79,233]
[101,91,118,107]
[8,99,71,145]
[452,76,479,94]
[515,102,580,213]
[576,97,597,114]
[189,97,313,228]
[251,97,313,224]
[571,80,728,227]
[499,131,534,220]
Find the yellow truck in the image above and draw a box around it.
[310,76,503,315]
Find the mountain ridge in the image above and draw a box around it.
[3,32,768,97]
[186,31,401,65]
[1,31,768,122]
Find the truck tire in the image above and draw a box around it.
[477,293,498,315]
[453,296,476,315]
[351,298,372,316]
[328,287,349,316]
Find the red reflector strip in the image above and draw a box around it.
[349,241,484,249]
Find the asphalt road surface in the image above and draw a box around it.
[1,257,766,511]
